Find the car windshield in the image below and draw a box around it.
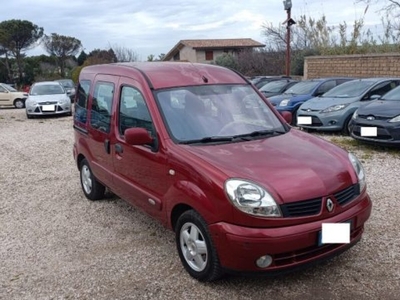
[380,85,400,101]
[2,83,17,92]
[156,85,286,144]
[31,84,65,95]
[260,80,288,93]
[57,80,74,88]
[284,81,320,95]
[322,80,374,98]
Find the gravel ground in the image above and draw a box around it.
[1,107,399,300]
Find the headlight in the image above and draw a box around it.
[279,99,290,106]
[389,115,400,123]
[348,153,366,192]
[352,109,358,120]
[28,100,37,106]
[225,179,282,217]
[321,104,349,113]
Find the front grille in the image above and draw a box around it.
[272,225,363,267]
[280,184,360,217]
[297,115,323,126]
[334,184,360,206]
[38,101,58,105]
[280,198,322,217]
[358,114,390,121]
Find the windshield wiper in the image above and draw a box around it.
[233,129,286,140]
[179,136,234,145]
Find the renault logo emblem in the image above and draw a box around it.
[326,198,334,212]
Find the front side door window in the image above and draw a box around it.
[119,86,154,137]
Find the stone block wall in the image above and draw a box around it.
[304,53,400,79]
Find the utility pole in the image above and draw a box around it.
[283,0,295,77]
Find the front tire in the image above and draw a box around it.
[175,210,223,282]
[79,159,105,200]
[342,115,353,135]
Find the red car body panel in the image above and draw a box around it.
[73,62,372,274]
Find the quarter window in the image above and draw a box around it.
[74,80,90,124]
[119,86,154,136]
[90,82,114,133]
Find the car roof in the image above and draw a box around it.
[304,77,355,82]
[33,81,63,86]
[347,77,400,82]
[80,62,248,90]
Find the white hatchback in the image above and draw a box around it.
[25,81,72,118]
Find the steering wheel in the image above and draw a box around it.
[217,121,249,135]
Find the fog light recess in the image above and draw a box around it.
[256,255,273,268]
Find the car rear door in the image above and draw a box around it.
[111,76,170,220]
[0,85,11,105]
[86,74,118,190]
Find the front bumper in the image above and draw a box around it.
[26,103,71,115]
[350,119,400,145]
[209,193,371,273]
[296,111,347,131]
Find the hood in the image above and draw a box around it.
[182,130,355,204]
[357,100,400,118]
[27,94,67,102]
[268,93,312,106]
[300,96,359,110]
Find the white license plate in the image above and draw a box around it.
[318,220,352,246]
[42,105,55,111]
[297,116,312,125]
[361,127,377,137]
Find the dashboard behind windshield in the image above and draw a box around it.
[156,85,286,143]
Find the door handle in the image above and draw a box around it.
[104,139,110,154]
[115,143,123,154]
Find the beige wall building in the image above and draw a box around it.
[163,39,265,63]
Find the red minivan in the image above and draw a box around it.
[73,62,372,281]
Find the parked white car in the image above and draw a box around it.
[25,81,72,118]
[0,83,29,108]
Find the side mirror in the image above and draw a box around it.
[370,94,381,100]
[125,127,153,145]
[280,111,292,124]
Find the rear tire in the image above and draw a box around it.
[14,99,25,109]
[175,210,223,282]
[79,158,105,200]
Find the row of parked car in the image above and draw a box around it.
[251,76,400,147]
[0,79,76,118]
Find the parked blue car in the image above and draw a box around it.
[268,77,353,124]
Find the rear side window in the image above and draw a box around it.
[119,86,154,136]
[317,80,336,94]
[90,82,114,133]
[74,80,91,125]
[367,81,400,99]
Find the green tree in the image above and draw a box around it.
[77,50,87,66]
[0,19,43,83]
[215,53,238,70]
[42,33,82,77]
[147,54,155,61]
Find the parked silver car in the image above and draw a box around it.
[55,79,76,102]
[296,78,400,134]
[25,81,72,118]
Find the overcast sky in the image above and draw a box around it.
[3,0,384,60]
